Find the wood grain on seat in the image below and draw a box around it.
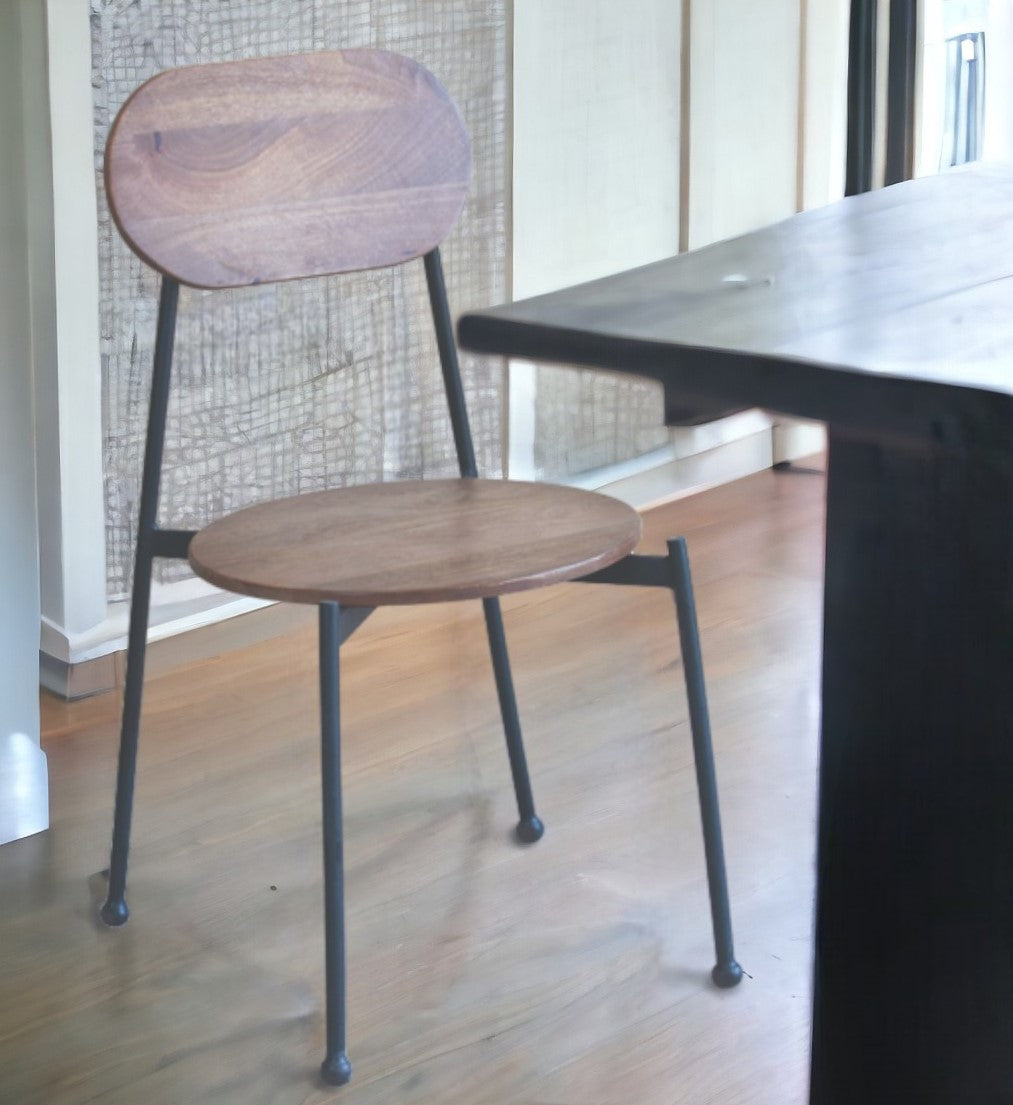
[104,50,471,288]
[189,479,642,606]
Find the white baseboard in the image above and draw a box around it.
[40,578,273,666]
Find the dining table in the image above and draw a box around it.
[458,161,1013,1104]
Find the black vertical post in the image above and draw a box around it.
[810,434,1013,1103]
[846,0,878,196]
[885,0,917,185]
[424,248,477,480]
[101,277,180,926]
[319,601,352,1086]
[667,539,741,989]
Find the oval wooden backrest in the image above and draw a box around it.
[105,50,472,289]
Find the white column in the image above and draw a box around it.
[0,0,48,844]
[26,0,108,667]
[800,0,850,210]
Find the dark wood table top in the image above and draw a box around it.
[459,162,1013,449]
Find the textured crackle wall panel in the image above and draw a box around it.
[91,1,507,601]
[533,371,670,478]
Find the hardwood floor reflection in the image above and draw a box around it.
[3,464,825,1105]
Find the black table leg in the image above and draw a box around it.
[811,433,1013,1104]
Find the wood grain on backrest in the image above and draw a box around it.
[105,50,472,289]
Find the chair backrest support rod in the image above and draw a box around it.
[424,249,478,480]
[137,276,180,548]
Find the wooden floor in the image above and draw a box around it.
[1,465,825,1105]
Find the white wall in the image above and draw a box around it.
[512,0,682,299]
[686,0,838,463]
[0,0,47,842]
[686,0,849,242]
[511,0,682,480]
[685,0,802,249]
[512,0,840,481]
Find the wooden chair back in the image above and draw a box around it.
[105,50,472,289]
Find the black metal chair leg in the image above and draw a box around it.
[426,250,542,846]
[100,547,155,926]
[667,538,743,988]
[481,596,544,844]
[319,602,352,1086]
[101,278,180,928]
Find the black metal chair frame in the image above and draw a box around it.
[100,247,741,1086]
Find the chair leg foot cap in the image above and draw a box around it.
[712,960,743,988]
[515,815,545,844]
[100,899,130,927]
[321,1053,352,1085]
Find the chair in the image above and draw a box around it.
[99,48,741,1086]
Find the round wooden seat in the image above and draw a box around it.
[188,479,642,607]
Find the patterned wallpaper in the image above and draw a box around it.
[534,368,670,479]
[90,1,508,600]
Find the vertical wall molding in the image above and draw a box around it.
[846,0,878,194]
[679,0,692,253]
[797,0,810,210]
